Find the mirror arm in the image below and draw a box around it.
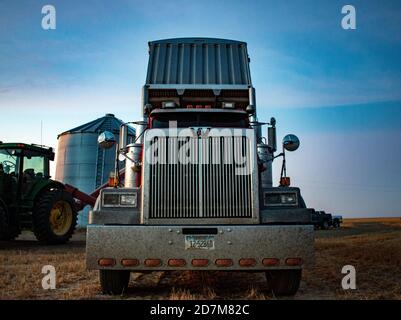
[280,149,287,183]
[266,152,284,163]
[123,121,147,145]
[133,129,146,144]
[114,142,120,188]
[120,152,141,167]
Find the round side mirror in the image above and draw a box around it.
[283,134,300,152]
[98,131,116,149]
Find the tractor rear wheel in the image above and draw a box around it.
[265,269,302,296]
[100,270,130,295]
[33,189,77,244]
[0,205,20,241]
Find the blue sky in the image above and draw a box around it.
[0,0,400,217]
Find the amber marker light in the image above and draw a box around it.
[262,258,280,266]
[98,258,116,267]
[239,258,256,267]
[144,259,162,267]
[215,259,233,267]
[121,259,139,267]
[285,258,303,266]
[191,259,209,267]
[280,177,291,186]
[168,259,186,267]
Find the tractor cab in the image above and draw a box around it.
[0,143,53,203]
[0,142,77,244]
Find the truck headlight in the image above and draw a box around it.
[103,194,119,206]
[120,193,137,207]
[264,192,298,206]
[102,192,138,207]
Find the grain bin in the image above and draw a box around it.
[55,114,135,227]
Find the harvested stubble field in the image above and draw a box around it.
[1,218,400,300]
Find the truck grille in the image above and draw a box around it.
[146,131,254,219]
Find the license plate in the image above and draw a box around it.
[185,235,215,250]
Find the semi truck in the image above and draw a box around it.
[86,38,315,296]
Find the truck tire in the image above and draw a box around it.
[100,270,130,295]
[322,221,329,230]
[265,269,302,296]
[333,220,339,228]
[33,189,77,244]
[0,205,20,241]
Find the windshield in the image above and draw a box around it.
[0,149,46,178]
[0,149,18,175]
[152,111,249,128]
[23,156,45,178]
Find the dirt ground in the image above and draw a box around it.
[1,218,400,300]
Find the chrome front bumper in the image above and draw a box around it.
[86,225,314,271]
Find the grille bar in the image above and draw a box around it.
[148,132,253,219]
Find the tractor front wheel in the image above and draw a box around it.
[0,205,20,241]
[33,189,77,244]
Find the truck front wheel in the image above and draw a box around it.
[100,270,130,295]
[265,269,302,296]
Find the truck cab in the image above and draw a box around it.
[311,210,333,230]
[86,38,315,296]
[332,215,343,228]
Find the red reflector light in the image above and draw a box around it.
[205,105,211,109]
[168,259,186,267]
[144,259,162,267]
[191,259,209,267]
[98,258,116,267]
[187,105,193,109]
[121,259,139,267]
[196,105,203,109]
[239,258,256,267]
[262,258,280,266]
[215,259,233,267]
[285,258,303,266]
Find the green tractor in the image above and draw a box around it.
[0,142,77,244]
